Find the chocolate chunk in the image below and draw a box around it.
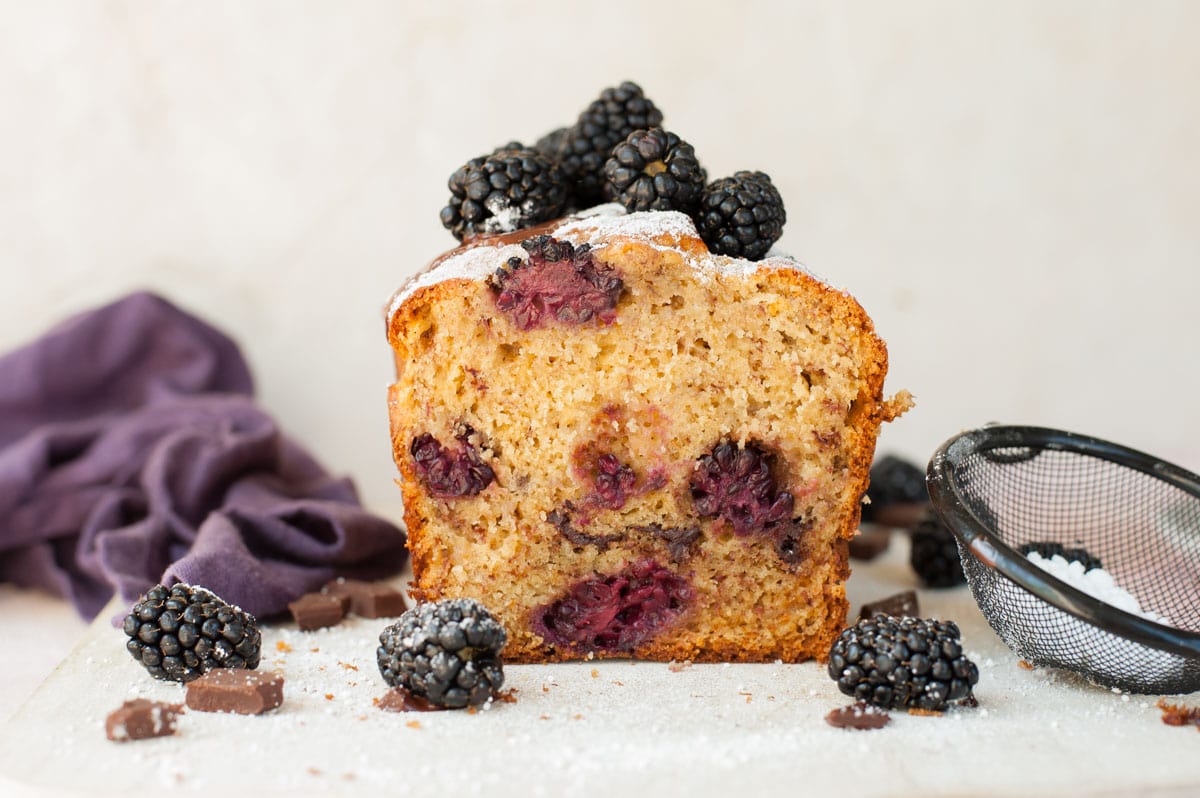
[632,523,701,563]
[547,505,625,552]
[873,501,930,529]
[288,592,346,631]
[186,669,284,715]
[105,699,182,742]
[849,526,891,561]
[825,702,890,730]
[322,578,407,619]
[377,687,447,713]
[858,589,920,621]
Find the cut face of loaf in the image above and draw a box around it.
[386,207,908,663]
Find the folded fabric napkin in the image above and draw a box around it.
[0,291,406,619]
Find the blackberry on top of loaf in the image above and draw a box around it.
[388,81,910,664]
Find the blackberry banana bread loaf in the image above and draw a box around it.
[386,206,909,663]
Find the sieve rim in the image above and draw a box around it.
[927,424,1200,659]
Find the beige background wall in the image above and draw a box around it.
[3,1,1198,521]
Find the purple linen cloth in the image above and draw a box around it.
[0,292,406,619]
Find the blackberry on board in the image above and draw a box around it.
[909,509,967,588]
[696,171,786,260]
[558,81,665,205]
[439,145,567,241]
[377,598,507,709]
[603,127,706,213]
[828,614,979,711]
[861,455,929,524]
[122,584,262,683]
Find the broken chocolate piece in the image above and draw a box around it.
[289,592,346,631]
[322,578,407,619]
[825,702,890,730]
[858,589,920,621]
[872,501,930,529]
[186,669,284,715]
[105,699,182,742]
[632,523,701,563]
[377,687,447,713]
[849,526,891,561]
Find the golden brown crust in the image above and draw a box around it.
[387,211,904,664]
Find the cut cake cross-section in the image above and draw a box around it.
[386,205,910,663]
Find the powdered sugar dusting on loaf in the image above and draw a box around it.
[389,207,838,324]
[554,206,698,246]
[388,243,526,319]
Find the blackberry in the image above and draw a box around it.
[861,455,928,524]
[1019,541,1103,571]
[696,171,786,260]
[909,509,966,588]
[489,234,624,330]
[690,439,794,535]
[410,429,495,499]
[122,584,262,683]
[586,452,637,510]
[440,145,567,241]
[377,598,507,709]
[534,127,570,165]
[603,128,706,213]
[558,81,665,205]
[828,615,979,711]
[530,560,692,653]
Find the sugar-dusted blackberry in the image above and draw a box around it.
[122,584,261,683]
[559,81,665,205]
[489,234,624,330]
[690,439,794,535]
[377,598,507,709]
[828,615,979,711]
[909,509,966,588]
[603,128,706,213]
[1018,541,1104,571]
[439,145,567,242]
[861,454,929,524]
[696,171,786,260]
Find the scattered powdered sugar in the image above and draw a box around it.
[1025,552,1172,625]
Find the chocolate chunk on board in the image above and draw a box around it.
[859,589,920,620]
[848,526,892,561]
[322,578,407,619]
[186,669,284,715]
[825,702,890,730]
[289,592,346,631]
[872,501,930,530]
[106,699,183,742]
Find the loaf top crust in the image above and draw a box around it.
[387,204,845,339]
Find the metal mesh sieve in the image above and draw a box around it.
[927,425,1200,694]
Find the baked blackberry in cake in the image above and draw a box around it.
[386,205,910,663]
